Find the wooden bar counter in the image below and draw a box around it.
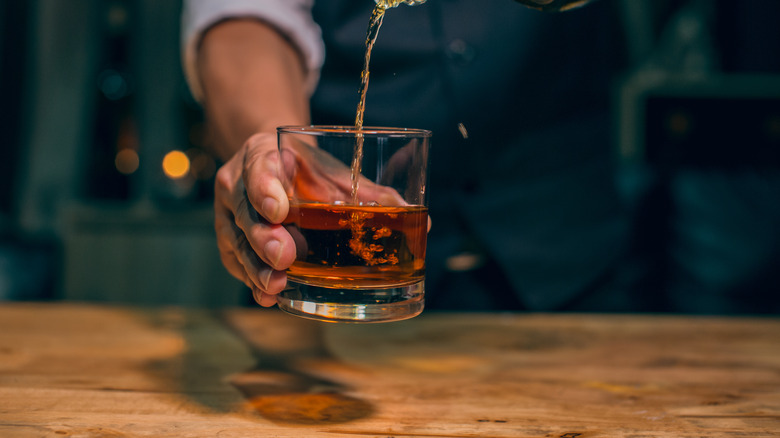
[1,302,778,437]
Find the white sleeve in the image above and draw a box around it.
[181,0,325,101]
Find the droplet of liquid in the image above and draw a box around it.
[457,122,469,139]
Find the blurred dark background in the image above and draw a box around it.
[0,0,778,311]
[0,0,240,306]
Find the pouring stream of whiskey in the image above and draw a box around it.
[344,1,426,266]
[350,3,388,204]
[349,0,580,203]
[351,1,426,203]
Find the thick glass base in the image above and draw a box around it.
[278,281,424,323]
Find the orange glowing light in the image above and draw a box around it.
[162,150,190,179]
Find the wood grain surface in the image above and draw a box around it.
[1,302,778,437]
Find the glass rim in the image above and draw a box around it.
[277,125,432,138]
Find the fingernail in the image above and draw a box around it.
[261,197,280,221]
[258,266,273,289]
[264,239,282,268]
[252,286,263,304]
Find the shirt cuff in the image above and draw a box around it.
[180,0,325,101]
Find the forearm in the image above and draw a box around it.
[196,19,310,161]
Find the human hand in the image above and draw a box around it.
[214,132,410,307]
[279,137,407,207]
[213,132,297,307]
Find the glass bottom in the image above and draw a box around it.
[278,281,424,323]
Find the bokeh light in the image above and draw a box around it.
[114,149,139,174]
[162,150,190,179]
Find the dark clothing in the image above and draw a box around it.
[307,0,780,314]
[310,0,635,311]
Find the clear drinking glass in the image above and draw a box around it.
[277,125,431,323]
